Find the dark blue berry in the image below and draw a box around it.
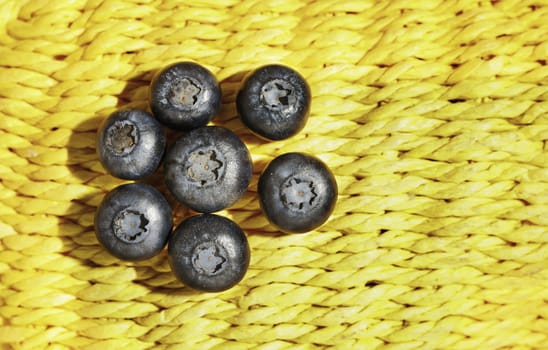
[258,152,337,233]
[97,109,165,180]
[168,214,250,292]
[164,126,252,213]
[94,183,173,261]
[150,62,221,131]
[236,64,311,140]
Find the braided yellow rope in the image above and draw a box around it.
[1,0,547,349]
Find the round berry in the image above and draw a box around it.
[150,62,221,130]
[236,64,311,140]
[258,152,337,233]
[97,109,165,180]
[94,183,173,261]
[164,126,252,213]
[168,214,250,292]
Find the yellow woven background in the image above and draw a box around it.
[1,0,547,349]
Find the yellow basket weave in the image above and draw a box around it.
[1,0,547,349]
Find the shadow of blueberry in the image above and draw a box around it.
[63,66,280,296]
[64,70,198,295]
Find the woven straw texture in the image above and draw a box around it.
[1,0,547,349]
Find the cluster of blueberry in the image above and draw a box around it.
[94,62,337,292]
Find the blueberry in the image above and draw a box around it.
[164,126,252,213]
[168,214,250,292]
[150,62,221,131]
[97,109,165,180]
[236,64,311,140]
[258,152,337,233]
[94,183,173,261]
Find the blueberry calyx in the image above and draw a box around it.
[112,209,150,244]
[185,147,225,187]
[192,242,228,276]
[280,176,318,212]
[169,77,201,108]
[260,79,297,114]
[105,120,139,155]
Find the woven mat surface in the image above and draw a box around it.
[1,0,547,349]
